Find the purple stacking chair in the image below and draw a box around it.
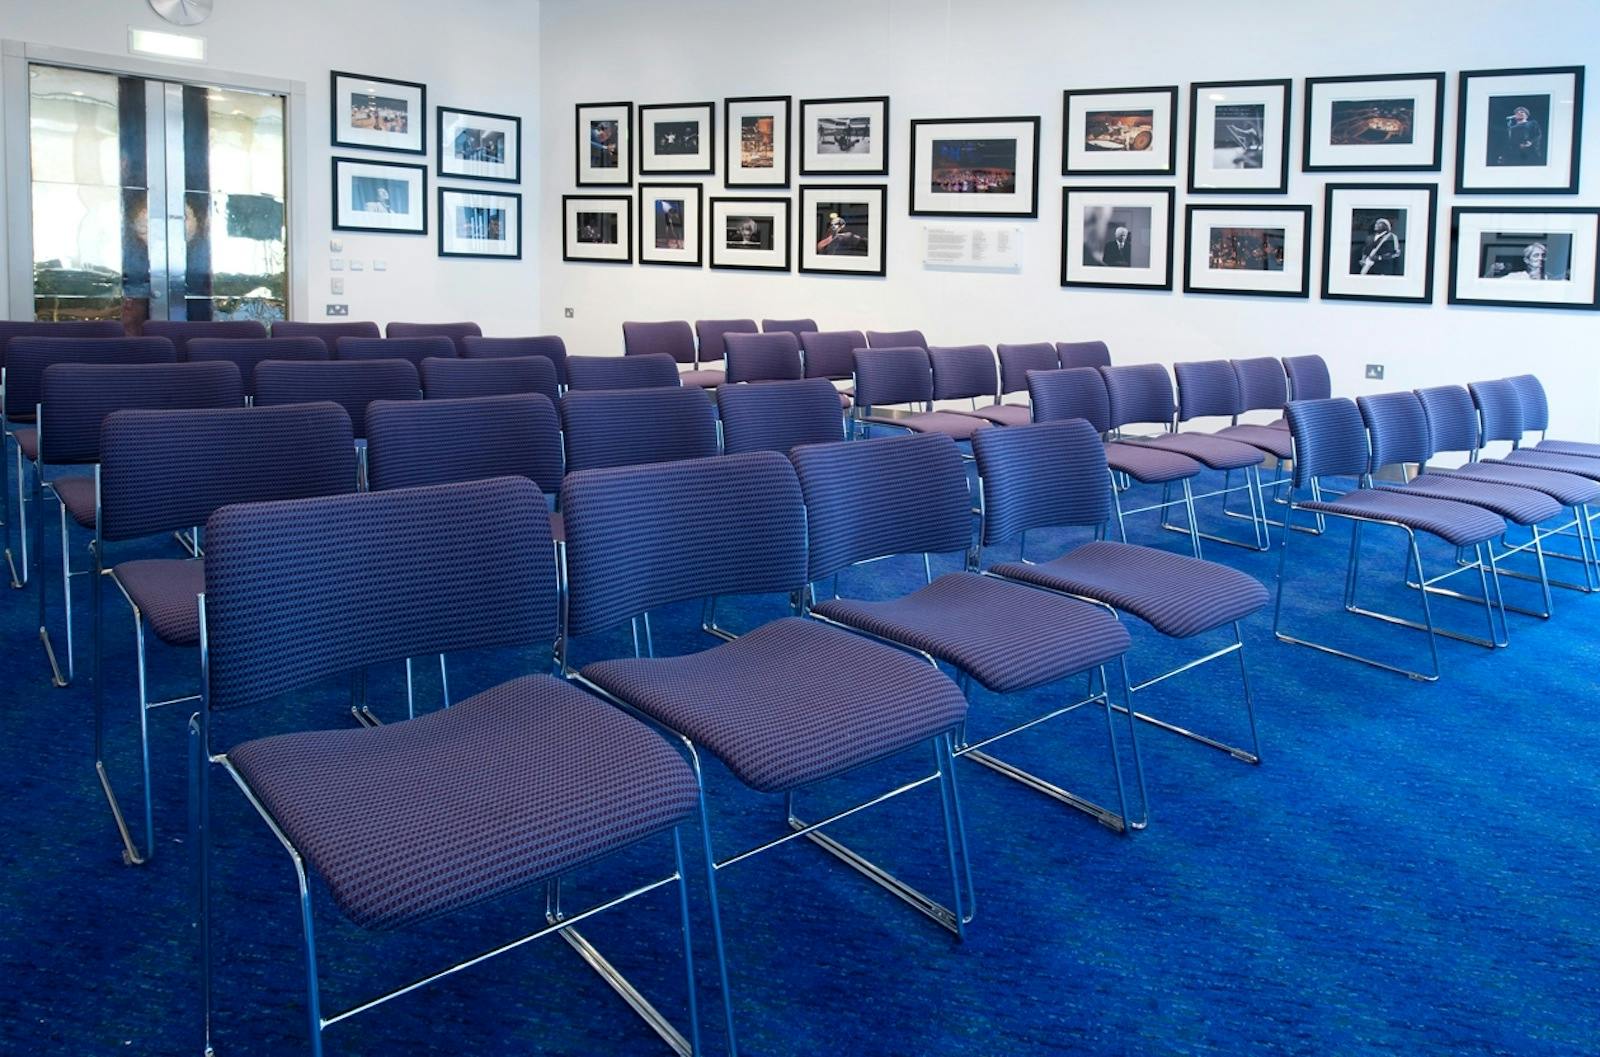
[461,335,569,386]
[567,353,682,391]
[335,335,455,367]
[1283,354,1332,402]
[717,378,846,455]
[385,320,482,356]
[559,451,971,977]
[723,331,803,384]
[92,401,356,864]
[1231,356,1291,431]
[850,347,990,442]
[1504,374,1600,458]
[252,359,420,485]
[693,319,759,389]
[143,319,267,360]
[33,361,241,688]
[1274,397,1508,681]
[1056,340,1111,369]
[975,342,1058,427]
[561,386,719,473]
[419,356,559,404]
[930,344,1004,423]
[187,337,327,400]
[799,329,863,409]
[269,319,380,345]
[761,318,818,336]
[1174,359,1290,540]
[623,320,718,388]
[974,419,1268,773]
[193,476,727,1057]
[866,329,927,350]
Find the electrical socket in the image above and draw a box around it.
[564,307,575,318]
[330,258,344,271]
[1365,364,1385,380]
[326,303,349,316]
[330,278,344,295]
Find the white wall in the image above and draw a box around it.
[539,0,1600,437]
[0,0,540,333]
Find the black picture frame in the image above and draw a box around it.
[562,194,633,265]
[436,106,521,184]
[1319,182,1438,304]
[1061,85,1179,176]
[1187,79,1293,194]
[575,101,633,188]
[639,101,716,177]
[798,184,888,277]
[798,95,891,176]
[1059,185,1176,291]
[908,115,1042,218]
[437,187,521,260]
[1183,203,1313,298]
[330,71,427,155]
[1302,72,1445,173]
[638,183,705,268]
[1448,205,1600,310]
[708,196,792,272]
[1455,66,1585,194]
[331,157,428,235]
[724,95,792,189]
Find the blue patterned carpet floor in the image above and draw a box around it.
[2,471,1598,1056]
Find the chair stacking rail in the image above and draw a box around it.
[717,378,847,455]
[1273,397,1508,682]
[269,319,380,345]
[461,335,569,386]
[693,318,759,388]
[385,320,482,356]
[567,353,682,391]
[186,337,328,400]
[866,328,927,349]
[850,346,990,442]
[419,355,560,403]
[723,331,803,384]
[973,419,1267,777]
[33,360,242,689]
[1056,340,1111,369]
[93,401,356,865]
[193,476,727,1057]
[335,335,456,366]
[253,358,421,442]
[981,342,1059,427]
[142,319,267,360]
[793,430,1139,832]
[761,317,818,336]
[625,319,719,388]
[560,386,719,473]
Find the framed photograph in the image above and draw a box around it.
[331,71,426,155]
[562,195,632,264]
[1303,73,1444,173]
[1184,204,1311,298]
[639,102,715,176]
[1449,207,1599,310]
[799,184,887,277]
[638,183,703,267]
[1061,186,1174,290]
[1188,79,1292,193]
[708,197,790,272]
[1456,67,1585,194]
[437,107,520,183]
[725,96,791,188]
[1061,86,1178,176]
[909,116,1041,218]
[575,102,632,187]
[332,157,427,234]
[438,187,520,260]
[799,96,890,176]
[1321,183,1438,304]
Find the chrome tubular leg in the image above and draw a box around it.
[37,471,67,687]
[296,863,326,1057]
[1411,536,1443,678]
[60,499,74,683]
[189,714,214,1057]
[1181,480,1202,558]
[672,829,703,1057]
[93,550,148,864]
[136,617,155,859]
[933,735,970,936]
[16,442,30,586]
[404,658,415,720]
[1113,661,1150,830]
[438,654,451,708]
[1110,477,1129,543]
[694,769,739,1057]
[2,436,18,589]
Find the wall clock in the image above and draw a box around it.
[148,0,214,26]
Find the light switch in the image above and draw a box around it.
[329,238,343,253]
[330,258,345,271]
[372,259,387,271]
[349,260,365,272]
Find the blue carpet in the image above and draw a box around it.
[2,464,1598,1056]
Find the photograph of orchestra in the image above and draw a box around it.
[1209,226,1286,271]
[930,138,1017,194]
[350,92,409,134]
[1348,209,1407,276]
[741,116,775,169]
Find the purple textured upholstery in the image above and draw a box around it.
[566,354,681,391]
[368,394,563,494]
[186,337,327,398]
[1468,379,1523,444]
[419,356,559,404]
[971,420,1111,543]
[1494,448,1600,481]
[693,318,758,366]
[253,359,420,439]
[965,405,1033,427]
[335,336,456,367]
[111,559,205,645]
[1283,355,1332,401]
[1295,489,1504,546]
[1532,438,1600,458]
[929,345,998,402]
[800,330,866,380]
[1213,423,1293,459]
[1358,392,1434,470]
[1511,375,1600,454]
[622,320,696,364]
[717,378,844,455]
[1415,386,1482,455]
[1136,433,1263,471]
[142,320,267,361]
[1099,363,1178,430]
[894,410,990,439]
[724,331,803,384]
[385,321,482,356]
[49,474,96,527]
[270,320,380,343]
[997,343,1059,395]
[1232,357,1290,414]
[866,329,927,350]
[560,387,719,474]
[1055,340,1111,370]
[762,318,818,336]
[4,337,176,424]
[1435,462,1600,506]
[1175,360,1245,421]
[0,321,122,370]
[1284,399,1372,486]
[852,347,933,407]
[1028,367,1113,432]
[1384,474,1559,526]
[461,336,569,385]
[39,362,242,465]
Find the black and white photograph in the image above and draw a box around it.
[709,196,790,271]
[575,102,633,187]
[1061,186,1174,290]
[563,194,632,263]
[638,183,703,266]
[799,96,890,175]
[726,96,791,187]
[331,71,426,154]
[439,187,521,259]
[1185,203,1311,297]
[1321,183,1437,303]
[1450,207,1598,309]
[799,184,887,276]
[910,116,1040,217]
[1188,80,1292,193]
[438,107,521,183]
[1457,67,1585,193]
[1062,86,1179,175]
[332,157,427,234]
[639,102,715,175]
[1304,73,1445,172]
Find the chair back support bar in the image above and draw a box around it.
[253,359,420,439]
[1026,367,1113,433]
[996,343,1059,395]
[971,420,1111,544]
[39,361,243,464]
[560,386,719,473]
[367,394,562,493]
[717,378,844,455]
[420,356,559,403]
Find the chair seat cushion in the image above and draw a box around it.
[1214,423,1293,460]
[991,541,1269,639]
[1494,450,1600,481]
[1535,439,1600,458]
[1105,441,1200,484]
[112,558,205,646]
[1385,475,1562,526]
[1433,463,1600,507]
[811,572,1129,694]
[12,427,38,461]
[1137,433,1265,471]
[901,410,992,440]
[963,404,1032,427]
[836,389,853,410]
[1297,489,1504,547]
[581,617,967,794]
[50,474,97,528]
[228,674,698,932]
[681,369,724,389]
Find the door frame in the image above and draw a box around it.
[1,40,308,322]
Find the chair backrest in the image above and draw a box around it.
[694,318,758,366]
[1357,391,1434,472]
[724,331,803,384]
[799,329,866,380]
[367,393,563,494]
[1174,360,1245,422]
[622,320,695,364]
[852,347,933,409]
[1504,375,1550,434]
[419,356,560,404]
[253,359,420,440]
[791,431,971,581]
[866,329,927,350]
[1468,378,1525,445]
[99,401,356,542]
[335,335,455,366]
[142,320,268,361]
[560,451,806,637]
[5,336,176,424]
[1099,363,1177,431]
[0,321,123,367]
[762,318,818,336]
[717,378,844,455]
[39,361,243,465]
[560,386,720,473]
[566,353,682,390]
[269,320,380,343]
[1026,367,1113,433]
[461,335,569,384]
[971,419,1112,545]
[929,344,998,402]
[1284,397,1370,487]
[1415,385,1483,456]
[1231,356,1289,414]
[384,321,482,356]
[1283,354,1331,401]
[1056,340,1111,369]
[997,343,1059,396]
[203,476,555,712]
[187,337,328,398]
